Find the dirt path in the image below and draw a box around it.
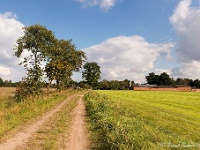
[67,94,89,150]
[0,93,86,150]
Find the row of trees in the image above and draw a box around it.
[95,79,134,90]
[14,24,86,101]
[0,78,16,87]
[1,23,200,101]
[80,71,200,90]
[67,79,134,90]
[145,72,200,88]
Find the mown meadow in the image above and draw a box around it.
[84,90,200,150]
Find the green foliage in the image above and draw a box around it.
[0,78,16,87]
[14,24,56,58]
[15,77,43,102]
[192,79,200,88]
[146,72,173,85]
[13,24,86,99]
[76,81,90,89]
[146,72,200,88]
[82,62,101,88]
[159,72,172,85]
[85,91,200,149]
[14,24,57,101]
[45,39,86,91]
[0,78,3,87]
[97,79,133,90]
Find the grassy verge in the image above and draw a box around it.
[19,96,79,149]
[84,91,200,150]
[0,89,79,142]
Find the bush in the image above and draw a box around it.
[15,77,43,102]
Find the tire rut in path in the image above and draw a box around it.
[0,94,77,150]
[67,94,89,150]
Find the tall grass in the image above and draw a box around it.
[85,91,200,149]
[0,89,78,142]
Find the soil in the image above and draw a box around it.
[0,93,89,150]
[67,94,89,150]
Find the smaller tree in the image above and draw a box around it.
[82,62,101,88]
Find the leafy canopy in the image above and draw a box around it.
[45,39,86,91]
[82,62,101,88]
[14,24,57,100]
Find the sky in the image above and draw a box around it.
[0,0,200,83]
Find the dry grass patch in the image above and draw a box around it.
[18,96,78,150]
[0,87,16,97]
[0,89,79,142]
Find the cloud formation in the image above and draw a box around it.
[155,69,172,76]
[0,66,11,76]
[0,12,24,81]
[170,0,200,79]
[84,35,174,83]
[76,0,117,11]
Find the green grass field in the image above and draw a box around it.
[84,91,200,150]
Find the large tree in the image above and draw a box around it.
[82,62,101,88]
[14,24,56,100]
[45,39,86,91]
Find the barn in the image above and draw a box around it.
[133,85,192,92]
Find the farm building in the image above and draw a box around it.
[192,88,200,92]
[133,85,192,92]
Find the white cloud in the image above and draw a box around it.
[172,61,200,79]
[0,12,24,81]
[170,0,200,79]
[76,0,117,11]
[155,69,172,76]
[84,35,174,83]
[0,66,11,76]
[170,0,191,33]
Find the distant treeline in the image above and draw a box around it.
[145,72,200,88]
[79,72,200,90]
[0,77,57,88]
[77,79,134,90]
[1,72,200,89]
[0,78,16,87]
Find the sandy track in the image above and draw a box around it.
[0,94,76,150]
[67,94,89,150]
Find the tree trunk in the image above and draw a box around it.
[47,80,52,96]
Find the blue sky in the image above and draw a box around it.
[0,0,200,83]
